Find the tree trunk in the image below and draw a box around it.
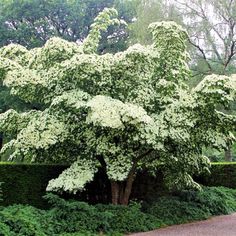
[111,181,119,205]
[120,166,136,205]
[225,145,232,162]
[118,183,125,204]
[110,165,136,205]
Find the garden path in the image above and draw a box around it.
[128,213,236,236]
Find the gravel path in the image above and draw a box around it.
[128,213,236,236]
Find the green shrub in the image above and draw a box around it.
[0,163,68,208]
[0,182,3,202]
[95,202,163,233]
[0,221,12,236]
[0,187,236,235]
[59,233,98,236]
[146,196,211,225]
[198,163,236,189]
[0,205,47,236]
[146,186,236,226]
[179,186,236,215]
[44,193,112,234]
[0,193,162,235]
[44,194,161,234]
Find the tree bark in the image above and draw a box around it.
[111,181,119,205]
[110,164,137,205]
[120,166,136,205]
[225,145,232,162]
[110,151,153,205]
[118,183,125,204]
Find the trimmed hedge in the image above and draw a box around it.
[0,163,68,208]
[0,162,236,208]
[0,163,112,208]
[197,162,236,189]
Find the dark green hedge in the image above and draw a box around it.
[0,163,112,208]
[197,162,236,189]
[0,163,67,208]
[0,162,236,208]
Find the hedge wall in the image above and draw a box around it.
[0,163,68,208]
[196,162,236,189]
[0,162,236,208]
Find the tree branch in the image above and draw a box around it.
[189,39,213,72]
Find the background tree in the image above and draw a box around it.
[129,0,183,45]
[0,8,236,205]
[176,0,236,161]
[176,0,236,77]
[0,0,136,52]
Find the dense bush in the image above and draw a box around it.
[0,205,47,236]
[44,194,113,234]
[44,194,161,234]
[179,186,236,215]
[198,163,236,189]
[0,182,2,202]
[0,163,68,208]
[0,187,236,235]
[0,194,161,235]
[95,203,162,233]
[146,196,211,225]
[146,186,236,225]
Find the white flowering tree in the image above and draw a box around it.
[0,8,236,205]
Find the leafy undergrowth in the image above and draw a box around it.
[0,186,236,235]
[145,186,236,225]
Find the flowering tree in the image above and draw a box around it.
[0,8,235,205]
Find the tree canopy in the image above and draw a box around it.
[0,0,137,53]
[0,8,236,205]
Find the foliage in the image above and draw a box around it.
[0,194,161,235]
[177,0,236,77]
[0,187,236,234]
[43,193,112,234]
[0,0,137,130]
[146,196,211,225]
[0,163,67,208]
[0,87,30,113]
[0,182,2,202]
[204,143,236,162]
[0,205,47,236]
[1,162,236,208]
[198,162,236,189]
[0,8,236,204]
[179,187,236,215]
[95,202,162,233]
[146,186,236,225]
[44,193,161,234]
[129,0,183,45]
[0,0,134,53]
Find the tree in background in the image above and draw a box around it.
[0,0,136,53]
[129,0,183,45]
[0,8,235,205]
[177,0,236,77]
[176,0,236,161]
